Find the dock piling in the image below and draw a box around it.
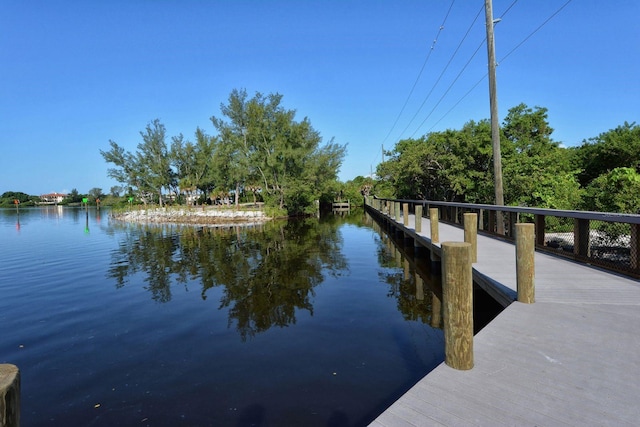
[516,223,535,303]
[464,213,478,263]
[403,203,409,226]
[441,242,474,370]
[415,205,423,233]
[429,208,439,243]
[0,364,20,427]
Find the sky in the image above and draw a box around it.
[1,0,638,196]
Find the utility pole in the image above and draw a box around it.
[485,0,505,234]
[381,144,385,163]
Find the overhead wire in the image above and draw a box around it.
[424,0,572,135]
[412,38,486,137]
[372,0,455,166]
[427,0,519,132]
[398,4,485,140]
[375,0,571,168]
[498,0,572,64]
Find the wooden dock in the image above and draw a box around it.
[367,205,640,426]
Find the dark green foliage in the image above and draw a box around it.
[375,103,583,210]
[501,104,581,209]
[101,89,346,216]
[572,122,640,188]
[0,191,37,207]
[210,89,346,214]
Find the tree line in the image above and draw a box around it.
[371,103,640,214]
[100,89,347,216]
[0,188,117,207]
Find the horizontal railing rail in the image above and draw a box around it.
[368,196,640,278]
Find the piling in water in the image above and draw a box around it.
[0,364,20,427]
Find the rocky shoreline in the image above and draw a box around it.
[111,206,271,226]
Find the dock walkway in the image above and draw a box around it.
[368,208,640,426]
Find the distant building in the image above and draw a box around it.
[40,192,67,203]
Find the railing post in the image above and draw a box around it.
[478,208,484,231]
[0,364,20,427]
[509,212,517,238]
[489,210,496,233]
[574,219,591,258]
[429,208,439,244]
[403,203,409,226]
[415,205,423,233]
[631,224,640,270]
[395,202,401,222]
[441,242,474,370]
[516,223,535,304]
[534,214,546,247]
[464,213,478,263]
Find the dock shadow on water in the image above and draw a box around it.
[1,207,496,426]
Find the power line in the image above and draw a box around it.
[412,0,519,136]
[420,0,572,136]
[398,4,485,140]
[498,0,519,20]
[429,74,487,132]
[373,0,455,166]
[411,38,486,138]
[498,0,572,64]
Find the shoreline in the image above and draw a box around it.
[110,206,272,226]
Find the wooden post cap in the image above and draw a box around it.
[0,364,20,427]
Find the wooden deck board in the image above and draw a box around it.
[368,208,640,426]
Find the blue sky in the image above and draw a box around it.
[1,1,638,196]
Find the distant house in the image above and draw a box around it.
[40,192,67,204]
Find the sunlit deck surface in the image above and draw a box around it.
[368,208,640,427]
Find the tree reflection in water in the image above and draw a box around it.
[107,217,349,340]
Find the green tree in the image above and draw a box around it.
[88,187,103,200]
[572,122,640,187]
[0,191,35,207]
[64,188,82,203]
[137,119,174,206]
[583,167,640,213]
[101,119,174,206]
[375,104,582,209]
[501,104,580,209]
[211,89,346,214]
[376,120,493,202]
[340,175,375,207]
[110,186,123,197]
[170,128,216,204]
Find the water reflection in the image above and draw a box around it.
[107,217,349,340]
[365,212,504,333]
[105,209,462,341]
[366,214,443,329]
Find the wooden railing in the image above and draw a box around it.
[367,197,640,279]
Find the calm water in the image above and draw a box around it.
[1,206,446,426]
